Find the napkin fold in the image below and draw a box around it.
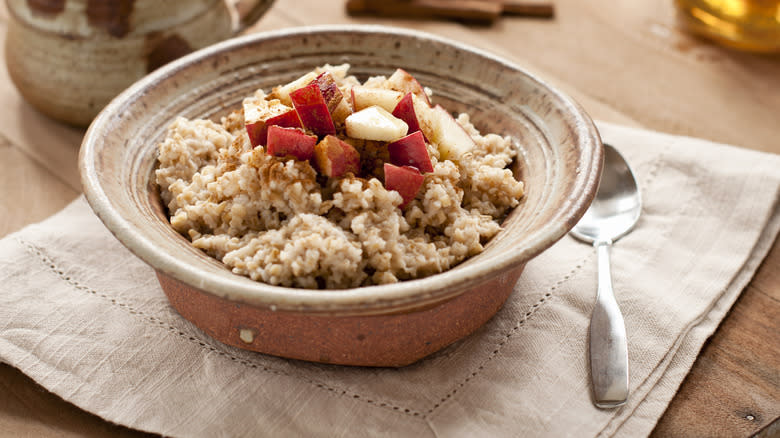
[1,122,778,437]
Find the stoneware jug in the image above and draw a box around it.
[5,0,273,126]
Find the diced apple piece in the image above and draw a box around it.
[266,125,317,161]
[243,97,287,127]
[313,135,361,178]
[415,103,475,161]
[314,72,343,114]
[345,106,408,142]
[331,99,353,125]
[384,163,425,208]
[350,86,404,112]
[245,123,266,147]
[262,109,302,143]
[411,92,432,114]
[290,83,336,136]
[392,92,426,141]
[387,68,430,104]
[245,106,302,147]
[244,98,293,147]
[387,131,433,173]
[319,63,350,80]
[271,71,318,106]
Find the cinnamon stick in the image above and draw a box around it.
[346,0,502,24]
[494,0,555,18]
[346,0,555,22]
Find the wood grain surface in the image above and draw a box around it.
[651,240,780,437]
[0,0,777,436]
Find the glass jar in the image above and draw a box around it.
[674,0,780,52]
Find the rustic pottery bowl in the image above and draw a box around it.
[79,25,602,367]
[5,0,274,126]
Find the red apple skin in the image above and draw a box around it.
[387,131,433,173]
[314,72,344,114]
[266,125,317,161]
[290,83,336,136]
[391,92,426,141]
[383,163,425,208]
[313,135,361,178]
[246,121,266,148]
[248,109,302,147]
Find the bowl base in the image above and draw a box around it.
[157,266,523,367]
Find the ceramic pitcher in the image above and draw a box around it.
[5,0,273,126]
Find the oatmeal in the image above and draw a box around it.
[155,64,524,289]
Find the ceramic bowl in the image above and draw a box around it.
[79,25,602,367]
[5,0,274,126]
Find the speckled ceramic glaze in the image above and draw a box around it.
[4,0,273,126]
[79,26,603,367]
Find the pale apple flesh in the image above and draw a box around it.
[345,106,408,142]
[266,125,317,161]
[331,99,353,126]
[387,68,431,105]
[290,83,337,136]
[383,163,425,208]
[270,71,318,106]
[413,99,475,161]
[313,135,361,178]
[387,131,433,173]
[350,86,404,112]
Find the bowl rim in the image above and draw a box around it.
[79,24,602,314]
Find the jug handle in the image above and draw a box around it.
[230,0,274,34]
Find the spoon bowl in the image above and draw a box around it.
[570,144,641,244]
[571,143,641,408]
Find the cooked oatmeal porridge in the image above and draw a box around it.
[155,64,524,289]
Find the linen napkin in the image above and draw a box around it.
[1,121,778,437]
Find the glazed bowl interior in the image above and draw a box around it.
[80,25,602,316]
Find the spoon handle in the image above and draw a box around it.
[590,241,629,408]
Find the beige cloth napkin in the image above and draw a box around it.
[1,121,778,437]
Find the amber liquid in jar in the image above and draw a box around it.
[675,0,780,52]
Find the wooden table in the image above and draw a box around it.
[0,1,777,436]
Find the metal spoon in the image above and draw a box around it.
[570,143,641,408]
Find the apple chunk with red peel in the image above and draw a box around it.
[266,125,317,161]
[262,109,302,140]
[414,102,475,161]
[313,72,343,114]
[387,131,433,173]
[384,163,425,209]
[247,110,302,147]
[271,71,318,106]
[290,83,336,136]
[387,68,430,105]
[345,106,408,142]
[351,86,404,112]
[244,98,301,147]
[392,92,426,141]
[313,135,361,178]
